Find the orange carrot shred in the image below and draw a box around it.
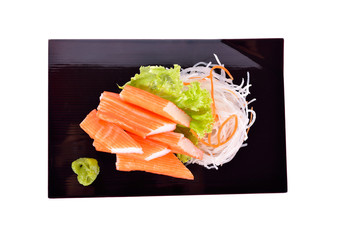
[207,65,234,122]
[190,130,215,147]
[188,65,236,149]
[217,114,238,145]
[190,114,238,148]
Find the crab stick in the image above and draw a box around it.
[120,133,171,160]
[116,153,194,180]
[79,109,102,139]
[97,91,176,138]
[93,133,171,161]
[147,132,204,160]
[92,139,111,153]
[120,85,191,127]
[80,109,143,154]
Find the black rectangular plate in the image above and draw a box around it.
[48,39,287,198]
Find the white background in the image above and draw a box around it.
[1,1,338,239]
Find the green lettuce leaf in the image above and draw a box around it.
[176,82,213,138]
[174,125,199,145]
[174,125,200,163]
[124,64,213,139]
[127,65,182,103]
[176,153,191,164]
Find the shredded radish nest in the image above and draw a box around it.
[180,55,256,169]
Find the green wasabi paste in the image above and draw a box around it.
[71,158,100,186]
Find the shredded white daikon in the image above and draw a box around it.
[180,55,256,169]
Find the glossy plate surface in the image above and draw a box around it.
[48,39,287,198]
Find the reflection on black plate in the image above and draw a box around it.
[48,39,287,198]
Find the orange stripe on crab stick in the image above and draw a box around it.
[120,85,191,127]
[93,140,111,153]
[97,91,176,138]
[80,109,143,153]
[94,133,170,160]
[94,124,143,154]
[79,109,103,139]
[116,153,194,180]
[120,133,171,161]
[147,132,204,160]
